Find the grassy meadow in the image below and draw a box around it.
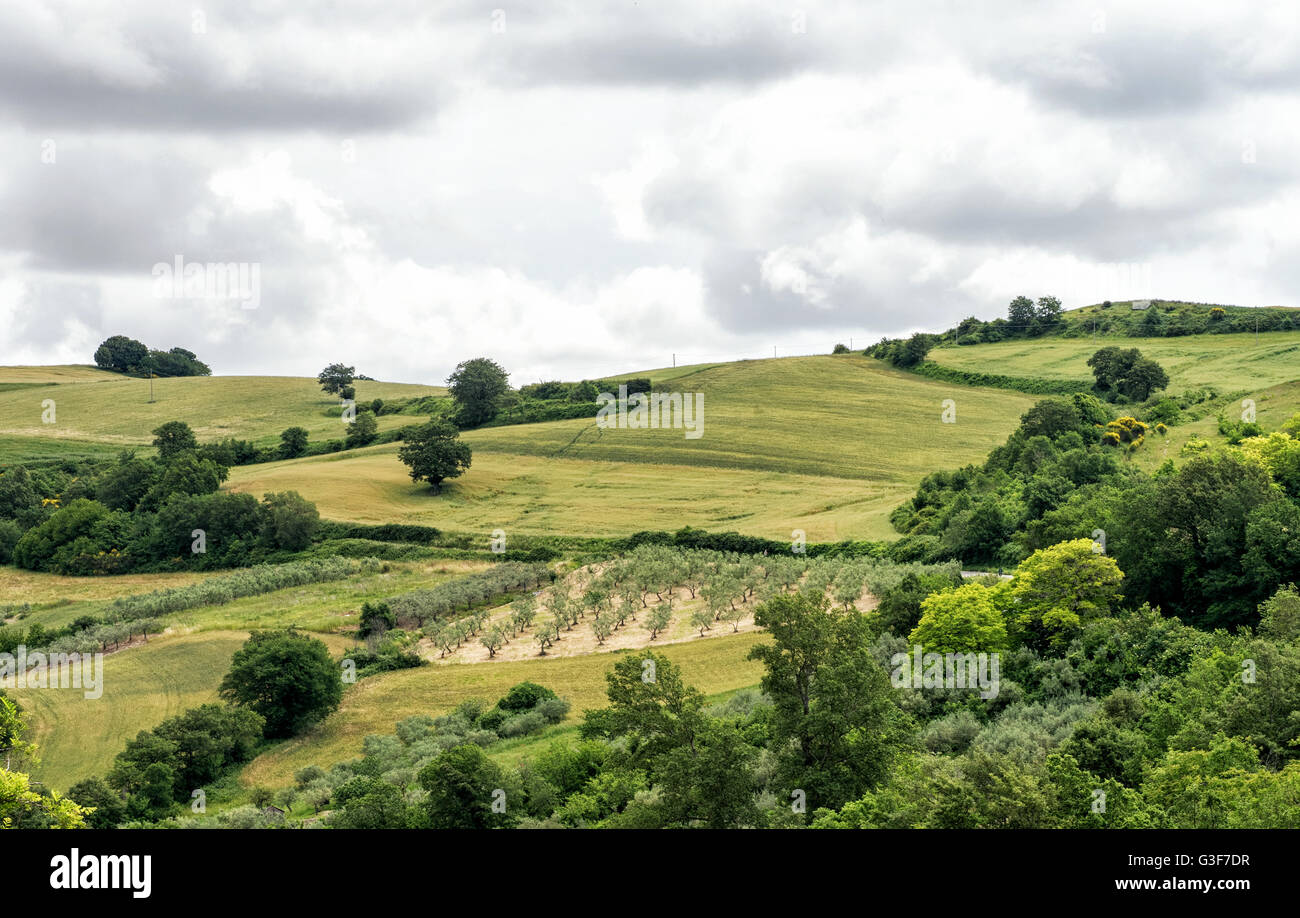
[228,355,1037,541]
[11,630,348,791]
[930,331,1300,394]
[0,372,444,452]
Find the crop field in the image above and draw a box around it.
[929,332,1300,394]
[0,365,121,385]
[466,355,1036,481]
[0,370,445,452]
[228,446,911,541]
[227,355,1037,541]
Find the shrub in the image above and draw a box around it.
[498,711,547,738]
[496,681,558,712]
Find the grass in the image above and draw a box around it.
[930,332,1300,394]
[928,332,1300,473]
[228,355,1037,541]
[0,365,121,384]
[10,630,339,791]
[229,446,913,541]
[159,559,490,635]
[0,371,444,452]
[239,629,768,788]
[0,435,123,466]
[464,355,1036,481]
[1,567,220,630]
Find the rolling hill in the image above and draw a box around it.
[8,323,1300,798]
[227,355,1038,541]
[0,370,444,450]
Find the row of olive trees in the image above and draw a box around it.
[39,618,162,655]
[108,557,377,620]
[386,561,552,629]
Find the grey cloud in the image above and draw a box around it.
[701,247,966,336]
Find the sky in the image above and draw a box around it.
[2,0,1299,384]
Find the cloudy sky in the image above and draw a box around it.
[2,0,1298,384]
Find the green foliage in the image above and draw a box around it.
[909,582,1010,652]
[317,363,356,395]
[1007,539,1124,649]
[749,592,910,811]
[94,335,149,374]
[447,356,511,428]
[259,490,320,551]
[396,418,472,491]
[219,630,343,738]
[418,744,514,829]
[151,420,198,459]
[344,412,378,449]
[1087,347,1169,401]
[279,426,309,459]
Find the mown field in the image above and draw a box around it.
[0,365,121,385]
[468,355,1035,480]
[229,447,911,541]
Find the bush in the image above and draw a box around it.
[534,697,571,724]
[498,711,547,738]
[497,681,558,712]
[0,519,22,564]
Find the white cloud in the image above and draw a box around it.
[4,0,1300,378]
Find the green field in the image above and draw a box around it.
[229,446,912,541]
[930,331,1300,394]
[469,355,1035,480]
[10,630,345,791]
[0,365,122,385]
[228,355,1037,541]
[0,370,444,452]
[4,558,490,634]
[928,331,1300,472]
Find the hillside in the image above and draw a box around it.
[0,355,1037,541]
[929,330,1300,394]
[228,355,1037,541]
[6,332,1300,814]
[0,372,444,453]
